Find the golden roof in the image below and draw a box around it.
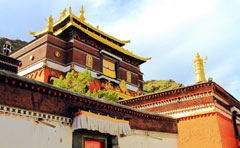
[30,6,127,45]
[29,6,151,62]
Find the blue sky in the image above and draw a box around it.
[1,0,240,99]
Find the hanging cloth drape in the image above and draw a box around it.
[72,110,131,136]
[102,59,116,78]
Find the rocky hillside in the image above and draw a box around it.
[143,80,184,94]
[0,37,27,54]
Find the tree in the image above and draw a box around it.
[53,69,119,102]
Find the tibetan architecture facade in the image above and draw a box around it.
[119,53,240,148]
[10,6,150,100]
[1,7,178,147]
[0,68,178,148]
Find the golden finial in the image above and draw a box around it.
[194,52,207,83]
[28,31,35,35]
[71,64,75,70]
[79,5,86,21]
[96,25,99,29]
[43,59,47,68]
[69,6,72,14]
[60,8,67,19]
[47,15,53,33]
[123,40,131,43]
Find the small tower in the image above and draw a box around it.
[194,52,207,83]
[79,5,86,21]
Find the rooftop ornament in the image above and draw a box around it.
[27,6,151,63]
[69,6,72,14]
[47,15,54,33]
[60,8,67,19]
[79,5,86,22]
[194,52,207,83]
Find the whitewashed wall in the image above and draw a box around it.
[0,114,72,148]
[118,129,177,148]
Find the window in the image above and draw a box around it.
[102,59,116,78]
[86,54,93,68]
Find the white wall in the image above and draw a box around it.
[118,129,177,148]
[0,114,72,148]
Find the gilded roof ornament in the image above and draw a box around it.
[43,59,48,68]
[28,31,35,36]
[71,64,75,70]
[96,25,99,30]
[60,8,67,19]
[123,40,131,43]
[194,52,207,83]
[79,5,86,21]
[47,15,53,33]
[69,6,72,14]
[27,7,150,62]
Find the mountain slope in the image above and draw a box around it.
[143,80,184,94]
[0,37,27,54]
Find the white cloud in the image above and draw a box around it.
[95,0,240,98]
[105,0,217,40]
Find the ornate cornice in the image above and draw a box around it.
[0,104,71,125]
[159,103,215,118]
[136,92,213,110]
[119,82,212,105]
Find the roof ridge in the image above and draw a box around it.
[30,12,128,46]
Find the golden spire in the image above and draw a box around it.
[194,52,207,83]
[79,5,86,21]
[60,8,67,19]
[69,6,72,14]
[96,25,99,29]
[47,15,53,33]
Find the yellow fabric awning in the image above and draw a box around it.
[72,110,131,136]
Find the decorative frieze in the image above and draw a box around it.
[136,92,213,110]
[0,105,71,125]
[158,103,215,118]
